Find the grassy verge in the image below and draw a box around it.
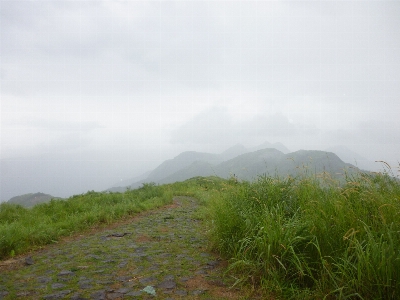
[0,183,173,260]
[208,170,400,299]
[2,170,400,299]
[0,177,227,261]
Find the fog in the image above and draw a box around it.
[1,1,400,201]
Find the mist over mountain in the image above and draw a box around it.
[2,2,399,203]
[0,141,385,202]
[220,144,249,160]
[0,151,154,202]
[155,148,357,186]
[249,141,290,154]
[324,145,383,172]
[106,142,365,193]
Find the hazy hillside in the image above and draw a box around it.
[7,192,62,208]
[325,145,381,172]
[281,150,357,176]
[103,141,370,193]
[106,151,229,192]
[146,151,223,182]
[220,143,249,160]
[161,149,359,184]
[135,142,288,184]
[107,171,152,193]
[212,148,285,179]
[158,161,216,184]
[250,141,290,154]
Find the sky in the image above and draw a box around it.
[1,1,400,201]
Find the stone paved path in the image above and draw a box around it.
[0,197,248,299]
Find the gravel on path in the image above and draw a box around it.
[0,197,248,300]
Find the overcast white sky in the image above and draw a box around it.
[1,1,400,200]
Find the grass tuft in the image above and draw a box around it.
[208,170,400,299]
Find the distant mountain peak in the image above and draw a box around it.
[220,144,248,160]
[250,141,290,154]
[106,145,364,192]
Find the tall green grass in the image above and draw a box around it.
[0,183,172,260]
[3,170,399,298]
[208,170,400,299]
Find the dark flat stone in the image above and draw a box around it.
[79,276,90,281]
[135,246,147,252]
[180,277,190,282]
[158,279,176,289]
[71,294,88,300]
[115,288,131,294]
[116,276,131,282]
[43,290,72,300]
[25,256,34,265]
[16,291,31,297]
[126,291,142,296]
[90,290,106,300]
[37,276,52,283]
[158,253,172,258]
[95,280,113,285]
[79,283,93,289]
[139,276,156,285]
[164,275,175,281]
[175,290,188,296]
[106,232,132,237]
[58,277,73,282]
[58,270,74,276]
[123,281,138,288]
[102,259,116,263]
[132,253,147,258]
[107,293,123,300]
[87,254,101,260]
[51,283,66,289]
[207,260,219,267]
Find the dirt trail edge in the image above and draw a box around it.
[0,197,256,300]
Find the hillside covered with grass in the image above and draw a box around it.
[7,193,62,208]
[1,167,399,299]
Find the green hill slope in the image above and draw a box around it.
[7,193,62,208]
[153,149,359,185]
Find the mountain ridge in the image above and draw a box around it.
[6,142,372,204]
[108,144,363,192]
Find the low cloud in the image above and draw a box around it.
[170,107,234,145]
[170,108,315,150]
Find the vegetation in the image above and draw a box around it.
[1,164,399,299]
[0,183,172,259]
[208,166,400,299]
[125,148,359,189]
[7,192,62,208]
